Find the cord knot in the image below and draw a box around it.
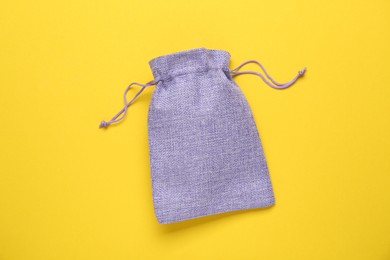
[299,67,307,76]
[99,120,109,128]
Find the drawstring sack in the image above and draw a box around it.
[100,48,306,224]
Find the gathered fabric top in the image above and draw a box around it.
[149,48,231,82]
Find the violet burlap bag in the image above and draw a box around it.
[99,48,306,224]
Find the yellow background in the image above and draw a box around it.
[1,0,389,259]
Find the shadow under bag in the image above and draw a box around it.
[99,47,306,224]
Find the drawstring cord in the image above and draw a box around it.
[99,80,159,128]
[99,60,306,129]
[230,60,306,89]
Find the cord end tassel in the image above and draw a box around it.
[299,67,307,76]
[99,120,109,128]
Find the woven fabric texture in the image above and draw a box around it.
[147,48,274,224]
